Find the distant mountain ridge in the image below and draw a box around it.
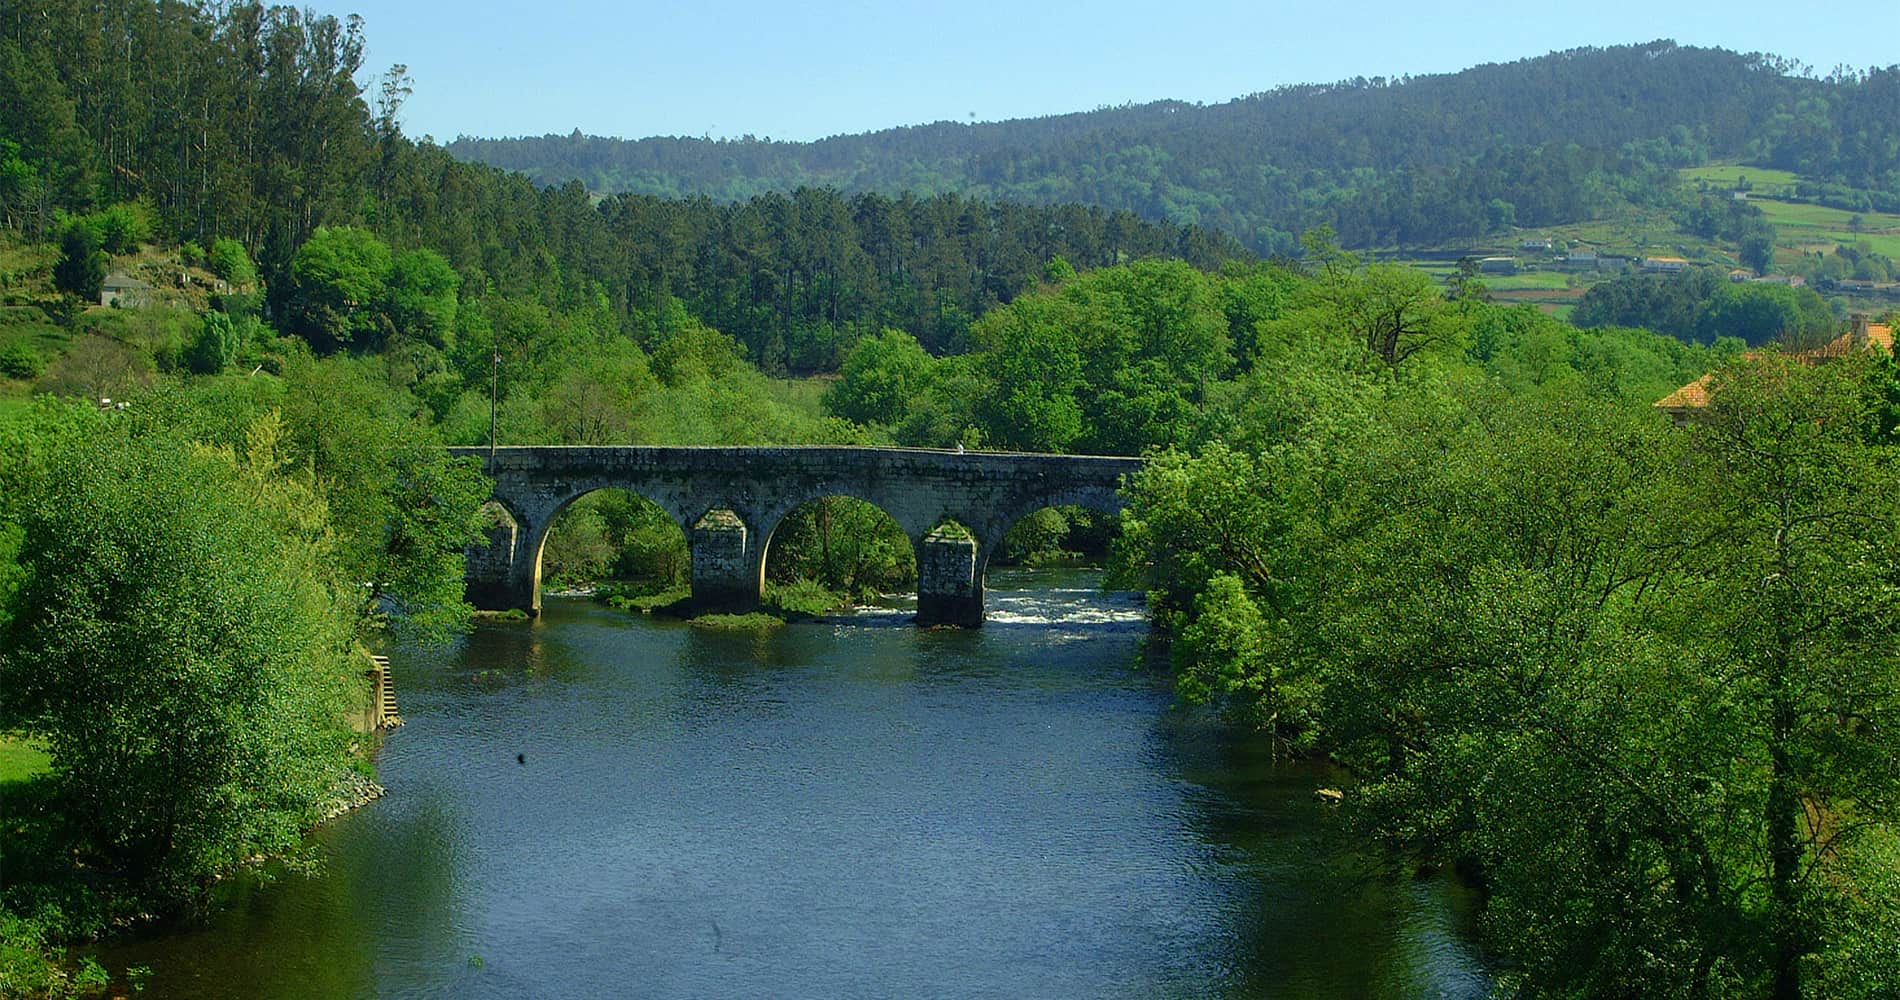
[448,42,1899,253]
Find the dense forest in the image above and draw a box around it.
[3,2,1900,998]
[0,1,1240,374]
[450,43,1900,251]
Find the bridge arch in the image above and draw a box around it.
[910,486,1129,628]
[475,479,704,616]
[759,493,917,607]
[974,484,1128,573]
[989,499,1123,570]
[532,488,693,601]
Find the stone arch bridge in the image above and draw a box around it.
[452,446,1144,627]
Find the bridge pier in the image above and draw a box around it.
[689,509,763,612]
[466,511,540,615]
[916,526,984,628]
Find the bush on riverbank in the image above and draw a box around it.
[688,612,786,631]
[596,579,856,618]
[0,911,106,1000]
[0,390,467,990]
[598,582,691,613]
[1116,349,1900,994]
[762,578,854,615]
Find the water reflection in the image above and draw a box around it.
[93,568,1488,999]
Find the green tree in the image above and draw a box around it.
[0,426,358,890]
[183,311,240,374]
[90,202,154,254]
[765,496,914,598]
[1308,238,1464,366]
[384,247,460,349]
[0,397,104,633]
[536,340,656,445]
[1741,229,1776,275]
[0,341,42,380]
[1698,282,1835,347]
[823,328,933,426]
[207,237,256,287]
[52,222,107,300]
[287,226,393,351]
[970,295,1084,452]
[1173,573,1276,722]
[1682,356,1900,997]
[894,353,986,449]
[274,356,490,640]
[0,40,96,230]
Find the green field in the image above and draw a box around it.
[1670,164,1900,267]
[765,376,834,419]
[0,733,52,785]
[1481,272,1578,292]
[1751,197,1900,232]
[1747,198,1900,260]
[1542,206,1716,258]
[0,237,56,282]
[1680,163,1802,196]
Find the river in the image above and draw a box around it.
[94,569,1491,999]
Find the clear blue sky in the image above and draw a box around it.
[325,0,1900,144]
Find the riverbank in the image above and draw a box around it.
[0,727,392,999]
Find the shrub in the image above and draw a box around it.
[184,312,239,374]
[51,225,106,301]
[207,237,256,287]
[0,341,41,380]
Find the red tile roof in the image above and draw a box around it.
[1655,323,1892,414]
[1655,373,1717,410]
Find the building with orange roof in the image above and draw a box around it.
[1655,315,1893,424]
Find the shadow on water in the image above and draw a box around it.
[91,566,1489,1000]
[1160,712,1491,999]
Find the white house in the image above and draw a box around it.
[100,272,151,308]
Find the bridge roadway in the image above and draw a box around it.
[452,445,1144,627]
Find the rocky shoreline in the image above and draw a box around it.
[318,769,386,824]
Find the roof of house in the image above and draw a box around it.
[1802,322,1894,359]
[1655,372,1718,411]
[102,272,150,289]
[1655,322,1894,413]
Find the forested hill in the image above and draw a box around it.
[449,42,1900,253]
[0,1,1243,373]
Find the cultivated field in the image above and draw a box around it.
[1480,272,1578,292]
[1681,163,1802,197]
[1676,165,1900,258]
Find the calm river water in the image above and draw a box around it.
[96,569,1491,999]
